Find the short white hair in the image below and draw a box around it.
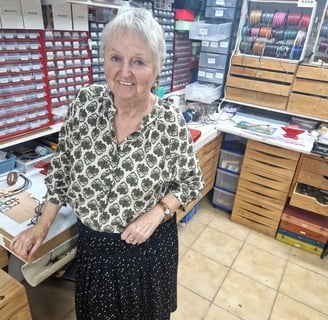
[100,7,166,74]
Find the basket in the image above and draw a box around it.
[0,153,16,174]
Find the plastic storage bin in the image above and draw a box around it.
[201,39,230,54]
[206,0,238,7]
[218,149,244,173]
[0,153,16,174]
[212,186,235,212]
[185,81,222,103]
[215,168,239,192]
[199,51,228,69]
[189,21,232,41]
[179,202,200,225]
[198,67,225,85]
[205,6,236,19]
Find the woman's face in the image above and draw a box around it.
[104,32,158,102]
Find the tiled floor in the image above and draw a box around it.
[24,196,328,320]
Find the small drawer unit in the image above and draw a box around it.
[276,205,328,257]
[212,137,246,213]
[231,140,300,237]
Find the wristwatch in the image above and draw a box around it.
[158,201,174,222]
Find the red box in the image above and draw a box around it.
[175,9,195,21]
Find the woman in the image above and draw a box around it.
[10,7,204,320]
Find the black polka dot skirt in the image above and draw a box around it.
[75,216,178,320]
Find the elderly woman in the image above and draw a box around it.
[10,7,204,320]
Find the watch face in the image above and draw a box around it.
[164,208,171,215]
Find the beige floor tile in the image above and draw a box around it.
[24,278,75,320]
[171,285,210,320]
[178,248,228,301]
[289,247,328,278]
[280,262,328,314]
[192,226,243,267]
[232,244,286,289]
[178,219,206,247]
[247,231,291,259]
[204,304,242,320]
[209,213,250,241]
[214,270,276,320]
[178,242,189,260]
[271,293,328,320]
[191,201,218,225]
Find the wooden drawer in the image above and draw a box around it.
[231,140,300,237]
[297,170,328,190]
[290,186,328,217]
[176,134,222,222]
[241,140,300,178]
[0,270,32,320]
[0,247,8,268]
[282,205,328,237]
[236,180,288,210]
[226,54,297,111]
[197,134,222,167]
[276,233,323,256]
[287,65,328,120]
[297,155,328,189]
[301,156,328,176]
[290,154,328,217]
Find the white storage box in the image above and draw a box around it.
[185,81,222,104]
[201,39,230,54]
[212,186,235,212]
[199,52,228,69]
[198,67,225,85]
[218,149,244,173]
[215,168,239,192]
[189,21,232,41]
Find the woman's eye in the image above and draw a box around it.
[133,59,145,66]
[110,55,121,62]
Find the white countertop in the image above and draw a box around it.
[188,122,220,150]
[211,111,316,154]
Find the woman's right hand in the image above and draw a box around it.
[10,223,48,261]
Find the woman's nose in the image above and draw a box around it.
[120,62,131,77]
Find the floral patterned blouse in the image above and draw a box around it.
[45,84,204,233]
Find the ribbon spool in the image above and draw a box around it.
[6,172,18,186]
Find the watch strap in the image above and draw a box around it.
[158,201,173,222]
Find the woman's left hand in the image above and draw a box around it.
[121,207,164,245]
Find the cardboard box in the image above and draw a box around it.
[20,0,44,29]
[0,0,24,29]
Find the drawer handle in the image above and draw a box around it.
[324,175,328,181]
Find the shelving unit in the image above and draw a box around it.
[235,0,317,61]
[0,30,52,141]
[89,21,106,84]
[44,30,92,123]
[186,0,242,104]
[154,8,175,94]
[311,1,328,65]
